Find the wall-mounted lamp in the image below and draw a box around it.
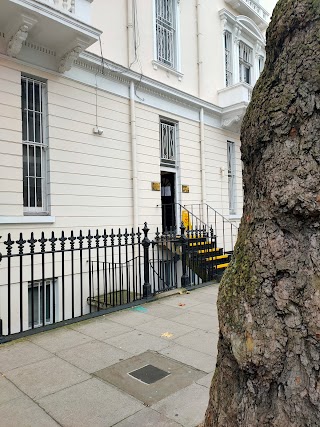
[93,126,104,136]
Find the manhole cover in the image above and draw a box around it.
[128,364,170,384]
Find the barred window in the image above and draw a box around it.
[239,41,253,84]
[155,0,177,68]
[224,31,232,87]
[227,141,236,215]
[160,120,176,166]
[21,76,47,213]
[28,280,55,328]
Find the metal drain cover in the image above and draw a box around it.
[128,364,170,384]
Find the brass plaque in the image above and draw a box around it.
[182,185,189,193]
[152,182,161,191]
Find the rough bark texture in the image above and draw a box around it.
[204,1,320,426]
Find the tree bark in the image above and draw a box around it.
[204,1,320,426]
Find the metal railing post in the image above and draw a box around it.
[142,222,152,298]
[180,222,190,288]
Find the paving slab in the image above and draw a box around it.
[109,309,157,326]
[196,372,214,388]
[95,351,206,406]
[187,302,219,318]
[28,327,94,353]
[135,317,195,339]
[0,375,23,405]
[114,407,183,427]
[159,343,216,373]
[107,329,171,355]
[0,395,59,427]
[57,340,132,373]
[157,294,203,309]
[70,318,133,341]
[6,356,90,400]
[189,292,218,304]
[170,311,217,332]
[38,378,143,427]
[152,383,209,427]
[0,340,51,373]
[143,301,189,319]
[174,330,219,356]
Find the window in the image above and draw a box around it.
[239,41,253,84]
[227,141,236,214]
[224,31,232,87]
[160,120,176,166]
[155,0,177,68]
[28,280,55,328]
[258,55,264,75]
[21,76,47,213]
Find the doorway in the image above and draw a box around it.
[161,171,176,232]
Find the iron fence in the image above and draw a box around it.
[0,222,221,343]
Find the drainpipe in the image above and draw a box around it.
[130,81,139,229]
[196,0,203,98]
[200,108,206,221]
[127,0,134,68]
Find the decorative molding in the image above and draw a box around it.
[151,60,183,81]
[7,16,37,58]
[59,45,83,73]
[222,113,245,130]
[0,216,55,224]
[23,41,57,57]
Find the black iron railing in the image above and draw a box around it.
[0,222,222,342]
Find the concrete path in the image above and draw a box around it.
[0,284,219,427]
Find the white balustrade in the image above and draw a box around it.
[40,0,76,14]
[242,0,268,21]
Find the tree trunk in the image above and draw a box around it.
[204,1,320,426]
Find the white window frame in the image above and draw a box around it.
[154,0,180,71]
[227,141,236,215]
[22,75,48,215]
[239,41,253,85]
[28,279,56,328]
[224,30,233,87]
[160,119,177,167]
[258,55,264,75]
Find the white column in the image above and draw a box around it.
[200,108,206,221]
[233,26,241,84]
[130,81,139,229]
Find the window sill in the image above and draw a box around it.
[228,214,242,221]
[152,61,183,81]
[0,216,55,224]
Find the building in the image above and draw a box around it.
[0,0,270,338]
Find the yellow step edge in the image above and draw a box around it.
[204,255,229,261]
[216,263,229,269]
[189,242,217,247]
[198,249,222,254]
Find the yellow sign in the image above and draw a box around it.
[151,182,161,191]
[182,185,189,193]
[182,210,192,230]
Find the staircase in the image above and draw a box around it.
[186,231,232,282]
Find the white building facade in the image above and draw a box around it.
[0,0,270,336]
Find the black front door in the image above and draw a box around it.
[161,171,176,232]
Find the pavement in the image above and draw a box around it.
[0,284,219,427]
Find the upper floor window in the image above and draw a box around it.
[21,76,48,214]
[160,119,176,166]
[224,31,233,87]
[155,0,177,68]
[227,141,236,215]
[239,41,253,85]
